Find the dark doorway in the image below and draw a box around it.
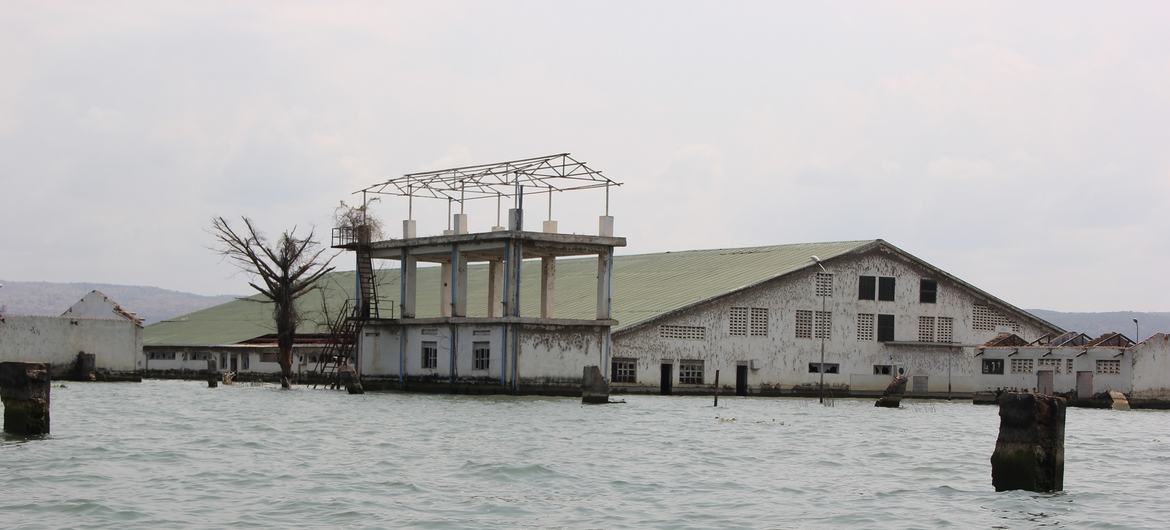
[736,365,748,396]
[660,363,673,395]
[230,355,239,372]
[1077,371,1093,399]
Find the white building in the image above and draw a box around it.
[0,290,142,378]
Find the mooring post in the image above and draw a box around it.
[206,359,218,388]
[714,369,720,407]
[991,392,1065,492]
[0,362,51,436]
[581,365,609,404]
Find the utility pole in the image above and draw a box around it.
[811,256,828,405]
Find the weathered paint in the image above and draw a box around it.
[0,315,141,376]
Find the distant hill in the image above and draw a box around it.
[1027,309,1170,341]
[0,280,239,325]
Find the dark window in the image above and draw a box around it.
[242,355,250,370]
[877,314,895,342]
[920,279,937,304]
[679,360,704,384]
[858,276,876,300]
[808,362,840,374]
[878,277,896,301]
[982,359,1004,375]
[473,341,490,371]
[873,364,892,375]
[612,358,636,383]
[220,354,228,369]
[422,341,438,369]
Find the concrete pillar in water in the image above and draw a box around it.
[991,393,1065,492]
[206,359,218,388]
[338,365,364,395]
[581,365,609,404]
[0,362,51,435]
[875,374,908,408]
[74,352,96,381]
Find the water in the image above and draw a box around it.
[1,381,1167,529]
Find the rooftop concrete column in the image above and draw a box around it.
[541,256,556,319]
[596,249,613,320]
[543,220,558,234]
[599,215,614,237]
[440,262,452,317]
[508,208,523,231]
[400,250,417,318]
[453,213,469,235]
[0,362,50,436]
[504,240,523,317]
[402,219,416,239]
[488,259,504,317]
[452,247,468,317]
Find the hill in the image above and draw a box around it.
[0,280,239,325]
[1027,309,1170,341]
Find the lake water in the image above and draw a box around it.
[1,380,1167,529]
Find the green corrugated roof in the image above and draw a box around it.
[145,240,874,346]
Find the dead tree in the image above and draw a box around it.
[211,216,336,389]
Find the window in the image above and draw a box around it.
[918,316,936,342]
[660,325,706,340]
[473,341,490,371]
[937,317,954,343]
[1038,358,1061,374]
[1066,359,1074,374]
[815,311,831,339]
[729,307,749,336]
[808,363,840,374]
[421,341,438,369]
[1010,358,1034,374]
[147,351,176,360]
[815,272,833,297]
[1096,359,1121,375]
[242,355,250,370]
[612,358,636,383]
[795,310,813,339]
[972,305,1021,333]
[190,352,210,361]
[857,313,875,341]
[261,353,279,363]
[679,360,704,384]
[920,279,938,303]
[877,314,895,342]
[873,364,892,375]
[878,277,896,301]
[221,354,228,369]
[858,275,876,300]
[750,308,768,336]
[982,359,1004,374]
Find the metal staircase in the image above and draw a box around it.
[312,299,361,389]
[356,245,379,320]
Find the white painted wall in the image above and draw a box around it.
[974,347,1130,394]
[612,250,1056,394]
[0,314,141,373]
[61,290,139,322]
[1131,334,1170,400]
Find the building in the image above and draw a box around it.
[0,290,142,379]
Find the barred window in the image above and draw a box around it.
[1096,359,1121,375]
[611,358,637,383]
[729,307,749,336]
[750,308,768,336]
[1066,359,1074,374]
[795,310,813,339]
[473,341,490,371]
[679,360,704,384]
[422,341,438,369]
[972,305,1021,333]
[660,325,706,340]
[148,351,176,360]
[857,313,875,341]
[1010,358,1033,374]
[1037,358,1061,374]
[877,314,895,342]
[815,272,833,297]
[815,311,832,339]
[982,359,1004,374]
[937,317,954,343]
[918,316,936,342]
[873,364,892,375]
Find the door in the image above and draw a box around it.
[912,375,929,394]
[1076,371,1093,399]
[660,363,673,395]
[736,365,748,396]
[230,355,239,372]
[1037,370,1054,395]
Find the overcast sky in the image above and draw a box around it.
[1,2,1167,311]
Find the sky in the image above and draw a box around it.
[1,1,1168,311]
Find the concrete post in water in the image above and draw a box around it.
[581,365,608,404]
[74,352,96,381]
[991,393,1065,492]
[713,369,720,407]
[0,362,51,436]
[339,365,364,394]
[875,372,908,408]
[206,359,218,388]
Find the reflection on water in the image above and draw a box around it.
[0,380,1166,529]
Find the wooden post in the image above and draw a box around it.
[714,369,720,407]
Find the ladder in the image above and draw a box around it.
[312,299,362,389]
[356,231,379,319]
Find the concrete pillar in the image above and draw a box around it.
[991,393,1065,492]
[488,260,504,317]
[541,256,556,319]
[596,249,613,320]
[402,219,417,239]
[440,262,452,317]
[0,362,50,435]
[582,365,609,404]
[543,220,558,234]
[599,215,614,237]
[508,208,523,231]
[453,213,469,235]
[400,252,417,318]
[452,249,468,317]
[505,240,524,317]
[206,359,218,388]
